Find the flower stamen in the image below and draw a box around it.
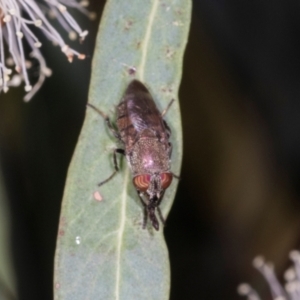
[0,0,92,101]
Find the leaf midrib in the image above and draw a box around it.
[114,1,159,298]
[138,0,159,82]
[115,168,129,299]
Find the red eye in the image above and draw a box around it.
[133,174,151,191]
[160,173,173,189]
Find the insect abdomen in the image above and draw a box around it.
[116,80,168,149]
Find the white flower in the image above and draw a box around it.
[238,251,300,300]
[0,0,95,101]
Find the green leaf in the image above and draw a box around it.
[54,0,191,299]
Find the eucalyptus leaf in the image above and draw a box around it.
[54,0,191,299]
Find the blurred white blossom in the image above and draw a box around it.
[0,0,95,101]
[238,251,300,300]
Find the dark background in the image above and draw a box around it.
[1,1,300,299]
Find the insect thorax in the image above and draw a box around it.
[127,137,170,176]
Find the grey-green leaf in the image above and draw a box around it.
[54,0,191,299]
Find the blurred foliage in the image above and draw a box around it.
[1,0,300,300]
[0,169,16,299]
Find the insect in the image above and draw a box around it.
[87,80,178,231]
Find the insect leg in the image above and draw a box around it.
[161,99,175,117]
[163,120,172,139]
[143,211,148,229]
[172,173,181,180]
[166,143,180,179]
[137,191,148,229]
[156,207,166,226]
[155,192,166,227]
[149,211,160,231]
[167,142,172,158]
[98,148,125,186]
[86,103,121,141]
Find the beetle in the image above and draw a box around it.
[87,80,178,230]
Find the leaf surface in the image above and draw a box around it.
[54,0,191,299]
